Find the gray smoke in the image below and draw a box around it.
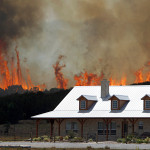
[1,0,150,88]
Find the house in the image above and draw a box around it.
[32,79,150,141]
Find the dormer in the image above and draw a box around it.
[141,94,150,110]
[77,95,97,110]
[109,95,130,110]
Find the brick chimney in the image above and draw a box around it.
[101,79,110,98]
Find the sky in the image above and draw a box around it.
[0,0,150,89]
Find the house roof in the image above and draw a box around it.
[77,95,98,101]
[32,85,150,119]
[109,95,130,101]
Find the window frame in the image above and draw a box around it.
[98,122,104,135]
[80,100,86,109]
[110,122,116,135]
[145,100,150,109]
[66,122,78,134]
[112,100,118,109]
[98,121,116,135]
[138,121,143,130]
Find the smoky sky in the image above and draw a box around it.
[0,0,44,45]
[1,0,150,88]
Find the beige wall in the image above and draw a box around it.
[52,118,150,141]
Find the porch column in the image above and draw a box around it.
[77,119,87,138]
[36,119,40,137]
[103,118,112,141]
[56,119,64,136]
[128,118,138,134]
[50,119,54,138]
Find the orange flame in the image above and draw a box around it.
[109,76,126,85]
[53,55,68,89]
[74,71,104,86]
[134,68,144,83]
[0,41,46,91]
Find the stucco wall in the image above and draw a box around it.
[52,118,150,141]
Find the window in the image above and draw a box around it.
[110,122,116,135]
[98,122,103,135]
[98,122,116,135]
[112,100,118,109]
[66,122,78,133]
[145,100,150,109]
[138,121,143,130]
[81,100,86,109]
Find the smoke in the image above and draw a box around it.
[1,0,150,88]
[0,0,44,48]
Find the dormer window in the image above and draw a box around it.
[145,100,150,109]
[112,100,118,109]
[77,95,97,110]
[81,100,86,109]
[141,95,150,110]
[109,95,129,110]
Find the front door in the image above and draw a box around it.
[122,121,128,138]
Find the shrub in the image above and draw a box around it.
[117,138,126,143]
[136,139,143,144]
[68,131,77,139]
[59,136,63,141]
[143,137,150,143]
[33,137,41,141]
[64,135,69,140]
[70,136,84,142]
[117,138,122,143]
[88,138,93,142]
[40,135,48,140]
[43,137,49,142]
[55,136,60,141]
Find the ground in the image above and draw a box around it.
[0,141,150,149]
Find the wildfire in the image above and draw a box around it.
[0,41,45,91]
[52,55,150,89]
[109,76,127,86]
[74,71,104,86]
[53,55,68,89]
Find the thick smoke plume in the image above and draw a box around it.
[0,0,44,48]
[1,0,150,88]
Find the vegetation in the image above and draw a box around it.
[117,134,150,144]
[0,89,71,124]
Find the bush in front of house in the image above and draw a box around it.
[33,137,41,141]
[43,137,49,142]
[67,131,78,139]
[64,135,69,140]
[143,137,150,143]
[136,138,143,144]
[117,135,150,144]
[88,138,93,142]
[117,138,126,143]
[70,136,84,142]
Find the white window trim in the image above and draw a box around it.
[145,100,150,109]
[112,100,118,109]
[80,100,86,109]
